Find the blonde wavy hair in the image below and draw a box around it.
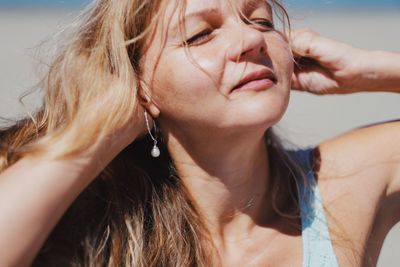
[0,0,311,266]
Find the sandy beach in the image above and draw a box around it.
[0,7,399,266]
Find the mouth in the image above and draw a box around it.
[231,69,277,93]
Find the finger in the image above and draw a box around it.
[291,65,339,94]
[290,28,321,58]
[291,72,304,91]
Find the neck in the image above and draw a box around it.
[165,129,277,243]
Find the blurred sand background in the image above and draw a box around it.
[0,5,399,266]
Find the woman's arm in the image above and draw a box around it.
[0,109,145,267]
[290,28,400,94]
[0,154,101,267]
[290,29,400,231]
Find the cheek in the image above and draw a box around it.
[268,35,293,83]
[282,50,294,82]
[147,53,221,123]
[153,50,223,108]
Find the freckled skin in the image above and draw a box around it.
[141,0,293,138]
[138,3,297,262]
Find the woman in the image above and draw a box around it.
[0,0,399,266]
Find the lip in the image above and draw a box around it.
[231,69,277,93]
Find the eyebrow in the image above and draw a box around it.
[169,7,221,38]
[242,0,272,15]
[183,7,221,21]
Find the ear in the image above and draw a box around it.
[138,81,161,119]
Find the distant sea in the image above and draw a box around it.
[0,0,399,9]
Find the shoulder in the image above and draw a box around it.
[316,120,400,191]
[313,120,400,264]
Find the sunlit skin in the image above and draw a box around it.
[129,1,400,265]
[1,0,400,265]
[139,0,295,263]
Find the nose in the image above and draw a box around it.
[226,23,268,62]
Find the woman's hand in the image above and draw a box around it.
[105,103,148,155]
[74,81,150,167]
[290,29,400,94]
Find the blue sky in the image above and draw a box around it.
[0,0,398,8]
[0,0,89,7]
[286,0,399,8]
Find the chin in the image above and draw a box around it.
[229,93,289,129]
[221,107,287,135]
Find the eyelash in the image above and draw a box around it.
[185,19,275,46]
[252,19,275,30]
[186,29,213,46]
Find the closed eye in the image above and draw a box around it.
[185,29,213,46]
[186,31,211,45]
[250,19,275,31]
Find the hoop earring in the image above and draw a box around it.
[144,110,160,158]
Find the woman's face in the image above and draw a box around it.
[141,0,293,137]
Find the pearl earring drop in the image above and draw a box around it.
[144,110,160,158]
